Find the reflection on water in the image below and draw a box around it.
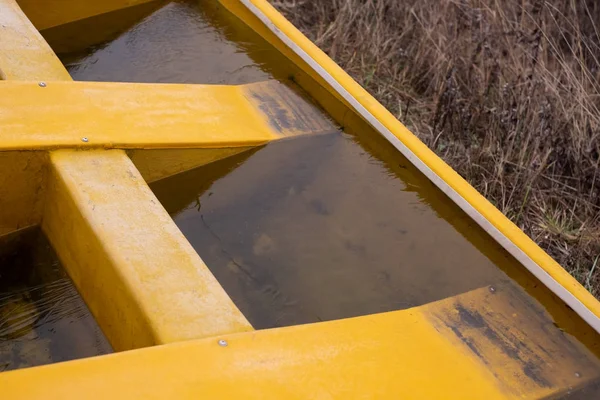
[57,0,292,84]
[0,227,111,372]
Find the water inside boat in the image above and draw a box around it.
[32,0,600,389]
[0,227,111,372]
[53,0,288,84]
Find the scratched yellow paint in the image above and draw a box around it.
[0,295,513,399]
[0,79,272,149]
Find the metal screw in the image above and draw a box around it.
[81,137,89,143]
[218,339,228,347]
[489,286,496,293]
[38,82,46,87]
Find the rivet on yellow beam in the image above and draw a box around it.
[0,80,337,151]
[2,284,598,399]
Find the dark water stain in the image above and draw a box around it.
[523,361,552,389]
[431,282,600,393]
[448,324,484,359]
[455,304,486,329]
[454,300,551,388]
[244,82,339,136]
[0,227,111,371]
[308,199,329,216]
[249,88,294,133]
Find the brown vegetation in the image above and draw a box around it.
[272,0,600,293]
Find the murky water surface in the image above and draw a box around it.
[55,0,287,84]
[0,227,111,372]
[151,133,513,326]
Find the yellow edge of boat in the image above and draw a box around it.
[3,284,598,399]
[215,0,600,331]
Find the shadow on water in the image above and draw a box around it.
[0,227,111,372]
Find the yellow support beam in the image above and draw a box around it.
[0,80,337,150]
[0,0,71,80]
[1,284,597,399]
[42,149,253,350]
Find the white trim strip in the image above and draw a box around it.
[239,0,600,333]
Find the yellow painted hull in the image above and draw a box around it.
[1,0,600,398]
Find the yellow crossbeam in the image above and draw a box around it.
[0,80,336,151]
[43,149,253,350]
[1,284,597,399]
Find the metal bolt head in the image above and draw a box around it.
[218,339,228,347]
[38,82,46,87]
[81,137,89,143]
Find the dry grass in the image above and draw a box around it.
[272,0,600,294]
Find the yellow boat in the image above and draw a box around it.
[1,0,600,398]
